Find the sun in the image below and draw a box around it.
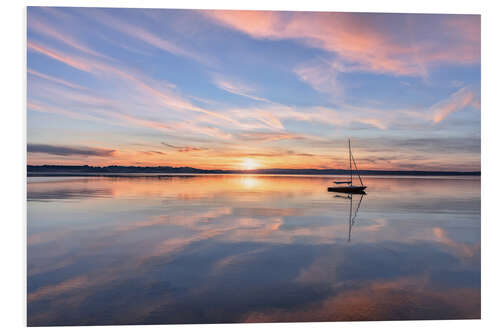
[241,158,260,170]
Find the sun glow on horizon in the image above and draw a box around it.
[241,158,260,170]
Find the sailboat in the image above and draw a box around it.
[328,139,367,193]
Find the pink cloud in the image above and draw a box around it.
[294,59,343,96]
[29,97,232,141]
[254,110,284,129]
[28,39,237,129]
[431,87,478,123]
[28,68,88,90]
[357,118,389,130]
[162,143,206,153]
[27,41,92,72]
[84,9,207,64]
[28,16,107,59]
[236,131,304,142]
[212,74,273,103]
[108,111,232,140]
[27,101,104,123]
[205,11,480,76]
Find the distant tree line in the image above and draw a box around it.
[27,165,480,176]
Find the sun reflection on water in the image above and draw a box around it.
[240,175,261,189]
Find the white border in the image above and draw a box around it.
[3,0,500,332]
[21,0,484,13]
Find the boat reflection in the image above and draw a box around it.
[334,192,365,242]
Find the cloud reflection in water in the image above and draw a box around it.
[27,175,480,325]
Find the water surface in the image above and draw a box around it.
[27,175,481,325]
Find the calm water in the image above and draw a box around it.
[27,175,481,326]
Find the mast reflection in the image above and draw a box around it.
[335,191,365,242]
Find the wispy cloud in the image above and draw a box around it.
[212,74,272,103]
[294,58,343,97]
[205,11,480,76]
[27,101,105,123]
[27,41,92,72]
[236,131,305,142]
[103,111,232,140]
[431,87,479,123]
[28,36,242,129]
[29,89,234,141]
[28,15,107,59]
[28,68,88,90]
[248,109,284,130]
[27,144,116,157]
[83,8,208,64]
[141,151,166,155]
[162,142,206,152]
[27,37,240,136]
[278,105,391,130]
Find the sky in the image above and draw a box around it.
[27,7,481,171]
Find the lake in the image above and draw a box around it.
[27,175,481,326]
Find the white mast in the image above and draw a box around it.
[349,138,352,185]
[350,139,364,187]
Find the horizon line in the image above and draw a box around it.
[27,164,481,174]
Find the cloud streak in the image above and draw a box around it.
[162,142,206,152]
[27,68,88,90]
[213,74,273,103]
[431,87,479,123]
[28,38,240,130]
[236,131,305,142]
[294,58,343,97]
[28,15,107,59]
[27,144,116,157]
[27,41,92,72]
[205,11,480,76]
[82,8,209,65]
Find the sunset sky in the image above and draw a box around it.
[27,7,480,171]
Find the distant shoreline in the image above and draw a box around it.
[27,165,481,177]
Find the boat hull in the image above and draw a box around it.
[328,186,366,194]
